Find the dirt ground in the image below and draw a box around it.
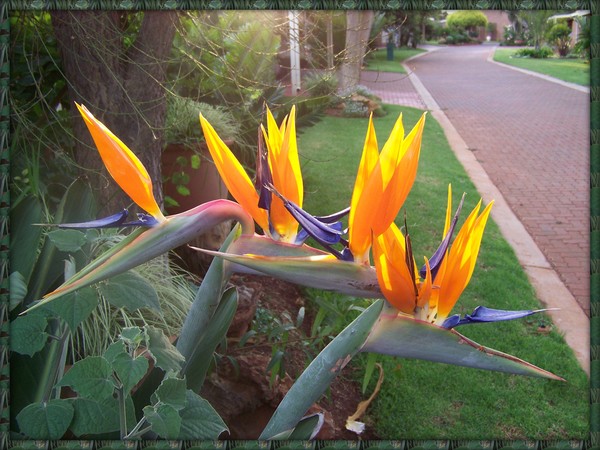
[200,274,380,440]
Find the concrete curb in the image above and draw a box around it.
[487,51,590,94]
[402,53,590,376]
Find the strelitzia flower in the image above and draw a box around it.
[200,106,302,243]
[201,112,428,296]
[25,104,254,312]
[348,112,426,264]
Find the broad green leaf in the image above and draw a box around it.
[151,377,187,411]
[98,271,160,312]
[10,314,49,357]
[145,326,185,374]
[10,195,43,284]
[57,356,115,400]
[47,229,88,253]
[16,399,74,439]
[103,341,126,365]
[42,286,99,332]
[9,271,28,311]
[143,403,181,439]
[120,326,144,345]
[68,396,135,437]
[182,287,237,391]
[111,353,149,395]
[178,390,228,440]
[260,299,385,439]
[360,313,564,380]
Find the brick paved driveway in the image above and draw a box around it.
[406,44,590,315]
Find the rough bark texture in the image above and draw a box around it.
[338,11,374,92]
[52,11,178,215]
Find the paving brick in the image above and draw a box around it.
[362,44,589,314]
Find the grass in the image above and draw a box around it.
[494,48,590,87]
[297,104,589,439]
[364,47,426,74]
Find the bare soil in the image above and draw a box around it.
[200,274,379,440]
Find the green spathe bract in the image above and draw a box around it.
[24,199,253,313]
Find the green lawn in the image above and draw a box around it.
[364,47,426,74]
[494,48,590,86]
[297,105,589,439]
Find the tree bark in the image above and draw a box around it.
[52,11,178,215]
[338,11,374,92]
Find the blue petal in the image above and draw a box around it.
[255,130,273,211]
[419,194,465,280]
[58,210,159,229]
[123,213,160,227]
[441,306,553,329]
[58,210,129,229]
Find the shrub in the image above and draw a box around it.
[447,11,488,32]
[165,96,241,146]
[546,22,572,57]
[514,46,554,58]
[303,71,338,98]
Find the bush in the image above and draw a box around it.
[447,11,487,32]
[546,22,572,57]
[514,46,554,58]
[165,96,241,146]
[303,71,338,98]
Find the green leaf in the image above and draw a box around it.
[111,353,149,395]
[68,396,135,437]
[143,403,182,439]
[178,390,228,439]
[190,154,201,169]
[56,356,115,400]
[42,286,99,332]
[10,196,43,283]
[120,326,144,345]
[360,314,565,380]
[182,287,238,391]
[176,226,240,365]
[99,271,160,312]
[103,341,126,365]
[151,377,187,411]
[16,399,74,439]
[47,229,88,253]
[10,314,49,357]
[145,326,186,374]
[176,185,191,197]
[259,299,385,440]
[9,271,28,311]
[268,412,324,440]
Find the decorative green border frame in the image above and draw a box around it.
[0,1,596,449]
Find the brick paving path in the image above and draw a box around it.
[360,70,426,109]
[364,44,590,315]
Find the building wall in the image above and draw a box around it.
[481,10,512,41]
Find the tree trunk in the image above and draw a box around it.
[338,10,374,92]
[52,11,178,216]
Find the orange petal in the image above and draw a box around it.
[267,106,303,241]
[200,114,269,233]
[349,114,380,262]
[375,113,426,234]
[76,104,165,222]
[373,224,417,314]
[437,201,494,317]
